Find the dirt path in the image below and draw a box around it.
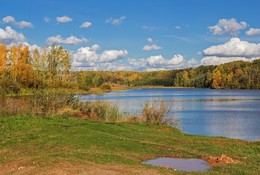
[0,158,166,175]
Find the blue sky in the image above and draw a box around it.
[1,0,260,71]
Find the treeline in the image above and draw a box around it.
[173,60,259,89]
[77,60,260,89]
[0,43,259,94]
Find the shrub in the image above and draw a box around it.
[0,87,122,123]
[100,84,111,91]
[29,89,79,116]
[126,116,140,123]
[0,97,31,116]
[0,78,21,94]
[56,107,82,117]
[141,100,171,125]
[86,101,120,122]
[93,75,104,87]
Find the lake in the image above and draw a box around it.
[80,88,260,141]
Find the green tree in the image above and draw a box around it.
[93,75,104,87]
[47,45,71,86]
[204,71,212,88]
[77,71,96,90]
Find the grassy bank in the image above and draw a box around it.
[0,116,259,174]
[7,84,128,97]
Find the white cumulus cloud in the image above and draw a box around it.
[246,28,260,36]
[202,37,260,57]
[80,21,92,28]
[17,21,33,28]
[100,50,128,62]
[46,35,88,45]
[106,16,126,26]
[147,55,165,66]
[147,37,153,43]
[2,16,16,23]
[168,54,185,65]
[200,56,258,66]
[143,45,161,51]
[7,41,41,53]
[0,26,25,43]
[72,44,128,70]
[71,62,132,71]
[129,54,186,71]
[143,37,162,51]
[187,58,198,66]
[201,37,260,65]
[208,18,248,35]
[2,16,33,28]
[56,16,73,23]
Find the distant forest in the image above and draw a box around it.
[77,59,260,90]
[0,44,259,94]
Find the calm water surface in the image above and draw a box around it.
[142,158,211,172]
[80,88,260,141]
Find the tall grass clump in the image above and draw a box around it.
[73,101,121,122]
[0,80,24,116]
[141,100,172,125]
[92,101,120,122]
[30,89,79,116]
[0,87,122,122]
[30,90,122,122]
[0,88,77,117]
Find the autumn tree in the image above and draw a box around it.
[7,45,37,87]
[211,69,223,89]
[0,44,7,77]
[77,71,96,90]
[93,75,104,87]
[46,45,71,86]
[203,71,212,88]
[233,68,247,89]
[182,70,190,86]
[13,63,37,87]
[31,48,48,75]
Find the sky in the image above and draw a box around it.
[0,0,260,71]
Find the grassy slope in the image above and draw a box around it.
[0,116,259,174]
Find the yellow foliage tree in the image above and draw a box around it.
[11,63,37,87]
[212,69,223,89]
[8,45,36,87]
[0,44,7,77]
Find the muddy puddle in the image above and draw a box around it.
[143,157,211,172]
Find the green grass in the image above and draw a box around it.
[0,116,259,174]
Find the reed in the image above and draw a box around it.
[141,100,172,125]
[0,89,121,122]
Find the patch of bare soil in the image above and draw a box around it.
[207,154,240,167]
[159,128,172,132]
[0,158,167,175]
